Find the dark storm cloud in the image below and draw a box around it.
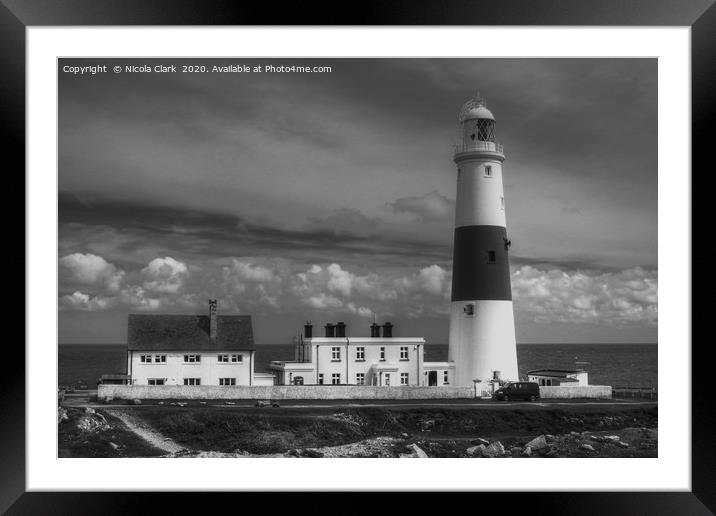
[58,58,657,343]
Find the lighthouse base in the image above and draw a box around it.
[447,300,519,387]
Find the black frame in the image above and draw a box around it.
[4,0,711,513]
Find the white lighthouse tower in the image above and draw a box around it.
[448,92,519,387]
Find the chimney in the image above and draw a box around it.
[370,323,380,338]
[335,322,346,338]
[324,323,335,338]
[382,322,393,338]
[304,321,313,339]
[209,299,218,341]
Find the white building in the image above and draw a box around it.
[126,300,259,386]
[270,322,453,387]
[527,369,589,387]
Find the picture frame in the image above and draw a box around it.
[5,0,710,512]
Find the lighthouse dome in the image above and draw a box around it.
[462,105,495,121]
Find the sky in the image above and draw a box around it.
[58,58,657,344]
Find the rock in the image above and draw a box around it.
[302,448,324,458]
[466,445,485,457]
[109,442,119,450]
[57,407,68,424]
[225,401,237,406]
[570,431,580,437]
[545,434,555,441]
[407,443,429,458]
[287,449,301,457]
[603,435,620,442]
[525,435,548,451]
[131,399,142,405]
[471,437,490,446]
[400,432,409,438]
[158,401,164,405]
[522,446,532,457]
[616,441,629,448]
[85,407,95,414]
[482,442,505,458]
[580,444,595,452]
[546,449,559,458]
[177,402,187,407]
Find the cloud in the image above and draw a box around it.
[59,253,124,292]
[388,191,455,223]
[118,285,162,311]
[306,208,379,237]
[512,265,657,326]
[397,264,451,298]
[141,257,189,294]
[60,291,116,311]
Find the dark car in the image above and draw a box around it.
[493,381,540,401]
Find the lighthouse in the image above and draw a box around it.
[447,93,519,387]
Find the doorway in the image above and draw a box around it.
[428,371,438,386]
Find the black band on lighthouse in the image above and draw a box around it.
[451,225,512,302]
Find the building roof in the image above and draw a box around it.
[462,105,495,121]
[527,369,584,377]
[127,314,254,351]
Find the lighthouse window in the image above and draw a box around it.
[464,304,475,316]
[500,196,505,209]
[484,166,493,177]
[487,250,497,263]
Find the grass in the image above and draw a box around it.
[58,407,165,458]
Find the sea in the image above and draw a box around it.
[58,343,657,389]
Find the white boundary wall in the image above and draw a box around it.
[98,384,474,400]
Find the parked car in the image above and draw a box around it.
[493,381,540,401]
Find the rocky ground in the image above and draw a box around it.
[59,404,657,458]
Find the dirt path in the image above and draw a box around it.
[109,409,186,454]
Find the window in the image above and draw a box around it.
[400,347,409,360]
[401,373,409,385]
[484,165,492,177]
[487,250,496,263]
[183,378,201,385]
[356,347,365,361]
[218,354,229,363]
[231,354,242,363]
[443,371,449,384]
[331,347,341,361]
[500,196,505,209]
[140,354,152,363]
[331,373,341,385]
[148,378,164,385]
[219,378,236,386]
[356,373,365,385]
[464,303,475,316]
[155,355,166,363]
[184,354,201,363]
[318,373,324,385]
[385,373,391,386]
[379,347,386,361]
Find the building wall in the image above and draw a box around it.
[539,385,611,399]
[128,350,254,386]
[448,300,519,385]
[278,338,424,386]
[98,384,474,400]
